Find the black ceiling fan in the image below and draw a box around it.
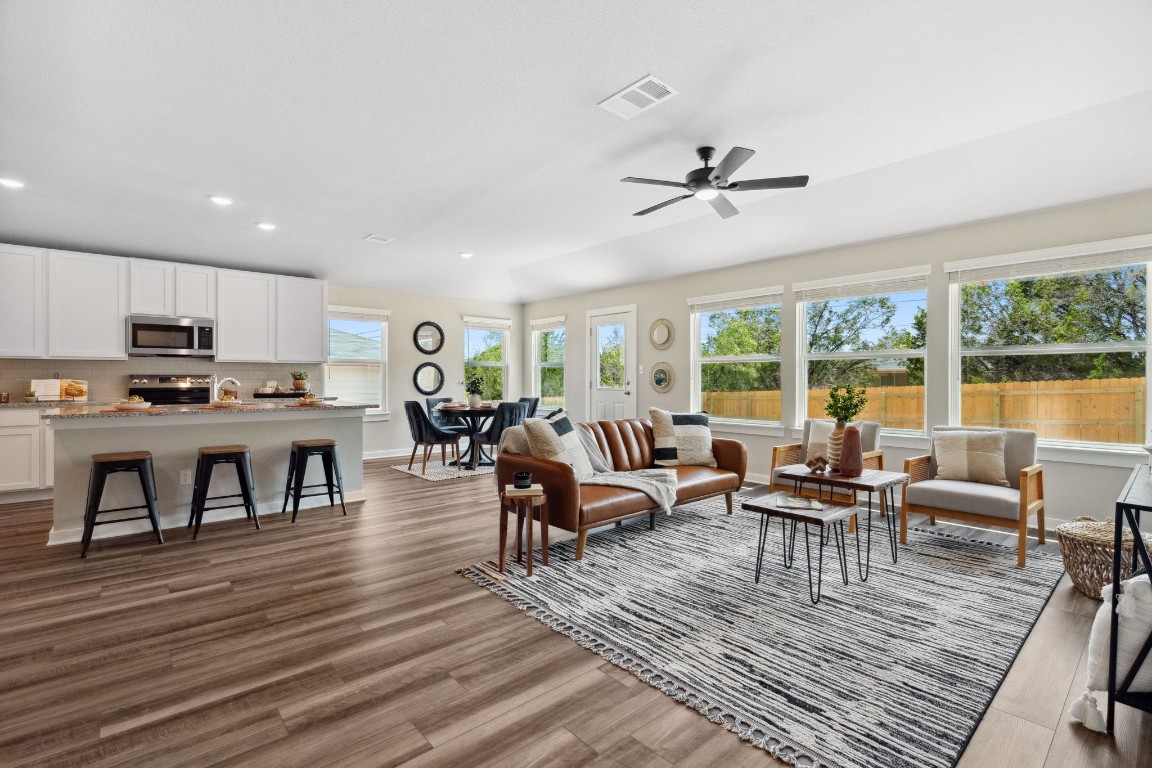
[621,146,808,219]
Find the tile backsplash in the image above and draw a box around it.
[0,359,323,401]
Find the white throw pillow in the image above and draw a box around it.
[1085,575,1152,693]
[523,410,593,481]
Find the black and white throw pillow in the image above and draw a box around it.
[524,410,594,481]
[649,408,717,467]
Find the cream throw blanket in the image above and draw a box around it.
[581,469,679,514]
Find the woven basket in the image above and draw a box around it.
[1055,516,1152,599]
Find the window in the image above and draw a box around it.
[796,268,928,431]
[949,242,1150,445]
[326,305,389,415]
[532,316,565,411]
[463,315,510,400]
[689,288,783,422]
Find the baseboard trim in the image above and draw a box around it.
[363,448,413,460]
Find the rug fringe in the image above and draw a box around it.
[458,563,838,768]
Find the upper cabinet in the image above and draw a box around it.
[215,269,276,362]
[129,259,176,316]
[276,276,327,363]
[175,264,217,319]
[47,250,127,359]
[0,245,47,357]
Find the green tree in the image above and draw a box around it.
[598,326,624,387]
[465,329,505,400]
[806,296,896,389]
[700,307,782,392]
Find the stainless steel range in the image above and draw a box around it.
[127,374,215,405]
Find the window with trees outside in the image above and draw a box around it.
[326,306,388,415]
[796,269,928,431]
[690,289,783,422]
[952,247,1148,445]
[464,317,510,401]
[532,316,565,411]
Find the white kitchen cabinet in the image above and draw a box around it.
[129,259,176,316]
[175,264,217,319]
[276,276,327,362]
[48,250,128,359]
[0,244,47,358]
[215,269,276,362]
[0,410,41,492]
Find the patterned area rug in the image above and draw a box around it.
[390,459,494,481]
[460,495,1065,768]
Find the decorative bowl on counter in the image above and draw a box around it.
[296,395,326,406]
[113,400,152,411]
[255,387,275,394]
[211,399,245,408]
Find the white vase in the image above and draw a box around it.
[826,421,846,471]
[468,393,481,408]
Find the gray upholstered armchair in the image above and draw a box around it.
[901,426,1045,568]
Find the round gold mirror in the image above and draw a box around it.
[649,318,674,350]
[650,362,674,393]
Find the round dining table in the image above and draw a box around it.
[438,404,497,468]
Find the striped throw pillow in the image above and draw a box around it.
[524,410,593,481]
[933,430,1009,487]
[650,408,717,467]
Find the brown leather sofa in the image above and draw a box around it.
[495,417,747,559]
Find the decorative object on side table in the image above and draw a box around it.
[839,424,864,477]
[464,374,483,408]
[513,471,532,489]
[1056,515,1152,599]
[824,385,868,471]
[805,453,829,472]
[290,370,309,391]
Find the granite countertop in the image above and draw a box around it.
[44,402,376,420]
[0,400,121,409]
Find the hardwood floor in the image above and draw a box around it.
[0,460,1148,767]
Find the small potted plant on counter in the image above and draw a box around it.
[25,390,38,403]
[290,371,309,391]
[464,375,483,408]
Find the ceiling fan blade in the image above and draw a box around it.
[621,177,688,189]
[709,147,755,182]
[707,193,739,219]
[633,194,693,216]
[725,175,809,191]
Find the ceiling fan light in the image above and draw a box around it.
[694,187,719,201]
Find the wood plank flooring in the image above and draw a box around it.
[0,459,1148,767]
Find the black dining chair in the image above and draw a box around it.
[404,401,462,475]
[426,396,468,434]
[471,401,528,469]
[517,397,540,419]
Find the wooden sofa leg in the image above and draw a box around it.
[575,530,588,560]
[649,512,657,530]
[928,515,936,525]
[725,491,733,515]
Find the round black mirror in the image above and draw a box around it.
[413,362,445,395]
[413,321,445,355]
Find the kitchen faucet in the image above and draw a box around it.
[215,377,241,399]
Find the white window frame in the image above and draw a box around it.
[326,304,390,420]
[463,315,511,400]
[688,286,784,425]
[795,266,930,433]
[945,234,1152,447]
[531,315,565,413]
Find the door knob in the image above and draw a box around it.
[624,390,631,395]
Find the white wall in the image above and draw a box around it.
[520,190,1152,526]
[327,284,522,458]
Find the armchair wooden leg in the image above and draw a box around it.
[928,516,937,525]
[575,529,588,560]
[899,502,908,544]
[724,491,733,515]
[1037,505,1046,544]
[1017,516,1028,568]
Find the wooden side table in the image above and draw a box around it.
[500,484,548,576]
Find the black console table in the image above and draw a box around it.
[1108,464,1152,732]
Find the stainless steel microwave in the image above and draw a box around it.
[127,315,215,357]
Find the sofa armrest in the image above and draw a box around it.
[1020,463,1044,513]
[904,454,930,485]
[771,442,801,472]
[712,438,747,485]
[862,449,884,471]
[495,453,581,532]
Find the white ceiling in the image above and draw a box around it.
[2,1,1151,303]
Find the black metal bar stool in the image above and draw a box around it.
[281,439,347,523]
[188,444,260,539]
[80,451,163,558]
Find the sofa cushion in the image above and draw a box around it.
[905,479,1021,520]
[577,484,659,525]
[650,408,717,468]
[929,426,1035,490]
[498,424,530,455]
[933,430,1009,487]
[672,465,741,503]
[804,420,835,462]
[524,412,593,481]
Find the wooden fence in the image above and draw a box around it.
[701,377,1147,443]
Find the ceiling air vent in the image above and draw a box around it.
[598,75,678,120]
[363,234,394,244]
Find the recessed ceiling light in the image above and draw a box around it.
[209,195,233,206]
[256,222,276,231]
[0,178,25,189]
[459,252,474,259]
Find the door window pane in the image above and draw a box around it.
[597,323,624,388]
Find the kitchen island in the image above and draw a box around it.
[44,402,374,545]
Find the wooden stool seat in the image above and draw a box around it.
[81,451,163,558]
[189,445,259,539]
[281,439,347,522]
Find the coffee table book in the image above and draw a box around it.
[504,483,544,497]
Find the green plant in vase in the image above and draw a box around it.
[290,370,309,391]
[824,385,868,471]
[463,375,483,406]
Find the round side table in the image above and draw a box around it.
[501,486,548,576]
